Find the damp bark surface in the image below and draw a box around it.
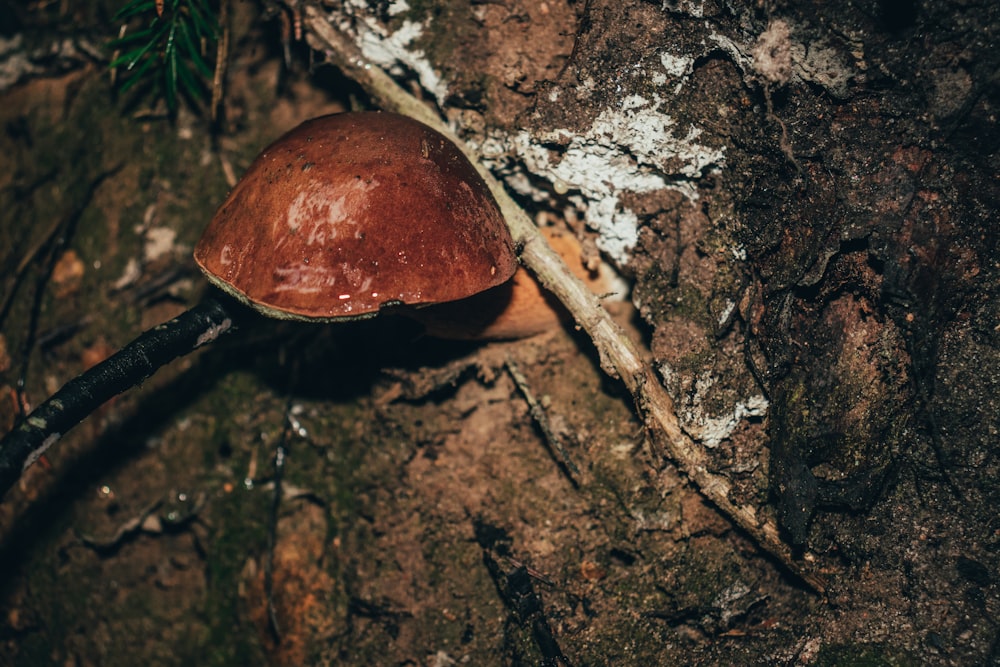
[0,1,998,665]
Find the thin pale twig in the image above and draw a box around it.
[301,6,825,593]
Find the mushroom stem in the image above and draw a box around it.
[303,7,825,592]
[0,297,237,499]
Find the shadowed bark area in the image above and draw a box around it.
[0,1,997,665]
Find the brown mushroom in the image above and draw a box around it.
[0,111,517,499]
[195,112,517,321]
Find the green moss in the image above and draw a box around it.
[198,487,271,667]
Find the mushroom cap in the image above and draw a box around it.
[194,112,518,321]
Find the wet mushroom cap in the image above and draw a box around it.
[194,111,518,321]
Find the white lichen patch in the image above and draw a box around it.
[660,1,705,18]
[386,0,410,17]
[695,393,769,448]
[711,21,855,98]
[341,1,448,106]
[659,51,695,93]
[480,95,724,265]
[751,20,793,86]
[660,364,769,448]
[717,299,737,328]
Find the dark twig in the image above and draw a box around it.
[505,357,580,484]
[475,517,574,667]
[0,296,240,500]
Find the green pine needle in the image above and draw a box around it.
[109,0,220,114]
